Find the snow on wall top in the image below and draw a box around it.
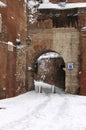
[28,0,39,8]
[26,0,39,24]
[25,0,86,24]
[0,1,6,7]
[39,2,86,10]
[81,27,86,31]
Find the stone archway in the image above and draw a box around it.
[27,49,67,93]
[27,28,80,94]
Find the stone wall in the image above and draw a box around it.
[10,1,86,96]
[53,28,80,94]
[22,28,80,94]
[16,46,28,95]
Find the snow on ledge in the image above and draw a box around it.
[38,2,86,10]
[28,0,39,9]
[7,41,16,47]
[0,1,6,7]
[81,27,86,31]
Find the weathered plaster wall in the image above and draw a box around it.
[16,47,28,95]
[5,0,27,97]
[6,0,27,44]
[80,30,86,95]
[0,0,27,98]
[53,28,80,93]
[0,44,7,99]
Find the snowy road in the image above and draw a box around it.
[0,82,86,130]
[0,83,86,130]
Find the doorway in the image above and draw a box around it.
[34,52,65,92]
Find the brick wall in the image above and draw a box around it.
[0,44,7,99]
[80,30,86,95]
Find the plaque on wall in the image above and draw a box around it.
[68,63,74,70]
[8,44,13,52]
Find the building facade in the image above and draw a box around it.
[0,0,86,98]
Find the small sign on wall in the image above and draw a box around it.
[7,41,14,52]
[8,44,13,52]
[67,63,74,70]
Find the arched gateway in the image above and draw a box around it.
[25,28,80,94]
[35,52,65,89]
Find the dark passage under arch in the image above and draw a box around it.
[34,52,65,91]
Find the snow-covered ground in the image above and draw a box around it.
[0,81,86,130]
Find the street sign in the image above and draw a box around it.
[68,63,74,70]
